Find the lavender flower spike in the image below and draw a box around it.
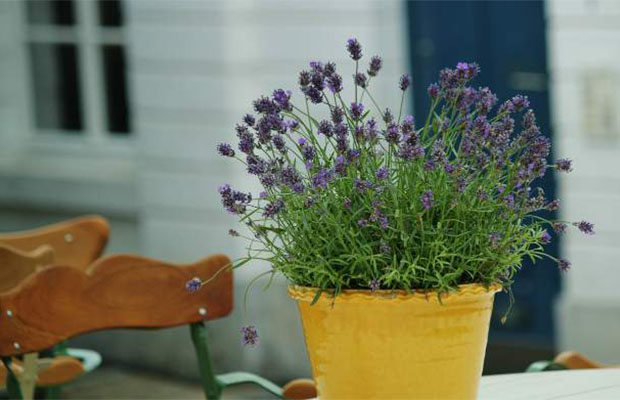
[369,278,381,292]
[399,73,411,91]
[240,325,259,347]
[421,190,434,210]
[217,143,235,157]
[185,277,202,293]
[368,56,383,77]
[346,38,362,60]
[558,258,571,272]
[350,102,364,120]
[555,158,573,173]
[574,220,595,235]
[376,166,389,181]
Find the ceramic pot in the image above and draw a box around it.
[289,284,501,399]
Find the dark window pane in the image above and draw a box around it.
[101,45,131,134]
[98,0,123,27]
[26,0,75,26]
[29,43,83,132]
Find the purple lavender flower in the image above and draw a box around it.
[427,83,439,99]
[272,134,286,152]
[243,114,256,126]
[540,230,551,244]
[240,325,259,347]
[399,73,410,91]
[312,168,333,189]
[298,70,311,87]
[228,229,240,237]
[376,166,389,181]
[263,199,284,217]
[302,145,316,161]
[304,86,323,104]
[574,220,595,235]
[350,102,364,120]
[331,107,344,124]
[511,95,530,112]
[354,72,368,88]
[259,191,267,199]
[368,56,383,77]
[318,120,333,137]
[354,179,374,192]
[253,96,278,114]
[555,158,573,173]
[217,143,235,157]
[489,233,501,249]
[553,222,567,235]
[346,38,362,60]
[476,87,498,115]
[219,184,251,214]
[246,154,267,175]
[185,277,202,293]
[271,89,291,112]
[323,62,336,77]
[259,173,277,188]
[343,197,352,210]
[327,73,343,93]
[399,143,424,161]
[383,108,394,124]
[547,199,560,211]
[558,258,571,272]
[384,123,400,144]
[358,219,368,227]
[421,190,434,210]
[369,278,380,292]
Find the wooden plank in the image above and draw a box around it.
[0,215,109,269]
[0,244,54,293]
[0,253,233,356]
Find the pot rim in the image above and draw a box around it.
[288,282,502,303]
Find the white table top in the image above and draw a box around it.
[478,369,620,399]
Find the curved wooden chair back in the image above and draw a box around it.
[0,244,54,293]
[0,253,233,357]
[0,215,109,270]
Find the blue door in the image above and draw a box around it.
[407,0,560,370]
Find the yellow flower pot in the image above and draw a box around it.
[289,284,501,399]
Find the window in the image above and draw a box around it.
[24,0,131,137]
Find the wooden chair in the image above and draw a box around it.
[527,351,620,372]
[0,253,316,399]
[0,216,109,398]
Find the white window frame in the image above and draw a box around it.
[1,1,137,215]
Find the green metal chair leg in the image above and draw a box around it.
[217,372,283,398]
[190,322,223,400]
[2,357,23,400]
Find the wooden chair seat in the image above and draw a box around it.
[527,350,620,372]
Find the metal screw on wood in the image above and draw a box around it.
[13,342,20,349]
[198,307,207,316]
[64,233,74,243]
[6,310,12,317]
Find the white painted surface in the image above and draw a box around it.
[547,0,620,363]
[479,369,620,400]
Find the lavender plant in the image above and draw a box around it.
[209,38,593,297]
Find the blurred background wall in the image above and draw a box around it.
[0,0,618,383]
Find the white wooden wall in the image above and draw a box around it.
[548,0,620,362]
